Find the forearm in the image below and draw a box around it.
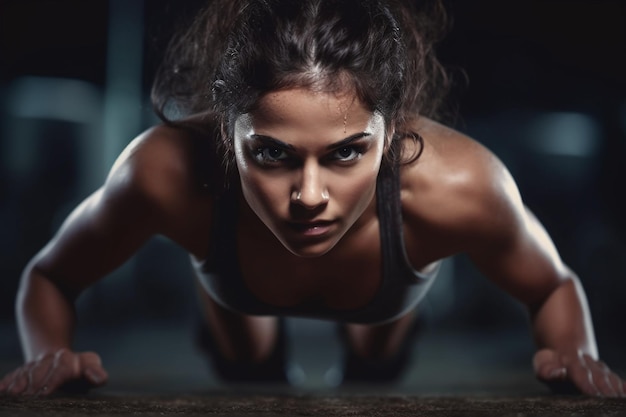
[530,271,597,358]
[16,262,78,362]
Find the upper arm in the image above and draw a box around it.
[404,118,574,308]
[27,126,190,296]
[461,148,570,306]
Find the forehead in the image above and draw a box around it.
[248,88,375,130]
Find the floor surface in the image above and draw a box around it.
[2,392,626,417]
[2,319,625,416]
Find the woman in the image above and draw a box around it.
[1,0,624,396]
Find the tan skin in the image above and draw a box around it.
[1,87,624,397]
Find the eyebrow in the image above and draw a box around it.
[249,132,372,151]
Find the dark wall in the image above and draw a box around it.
[1,0,624,362]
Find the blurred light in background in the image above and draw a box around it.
[5,77,100,124]
[2,76,102,196]
[527,112,600,158]
[525,112,602,192]
[103,0,145,174]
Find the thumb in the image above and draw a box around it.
[79,352,108,386]
[533,348,567,381]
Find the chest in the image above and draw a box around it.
[236,219,385,311]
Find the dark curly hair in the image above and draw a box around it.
[151,0,450,173]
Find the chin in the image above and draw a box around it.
[282,239,338,258]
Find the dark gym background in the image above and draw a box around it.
[0,0,624,393]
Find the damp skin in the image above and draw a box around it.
[233,88,386,258]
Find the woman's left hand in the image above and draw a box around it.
[533,348,625,397]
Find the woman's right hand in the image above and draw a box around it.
[0,349,108,396]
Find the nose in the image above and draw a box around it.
[291,161,329,209]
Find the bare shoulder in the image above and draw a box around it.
[111,125,190,192]
[400,117,525,248]
[103,118,217,253]
[109,116,216,202]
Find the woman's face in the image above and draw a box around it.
[233,87,386,258]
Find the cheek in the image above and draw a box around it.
[333,169,379,211]
[330,150,383,213]
[239,169,288,217]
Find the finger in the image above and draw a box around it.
[591,369,616,397]
[583,356,617,397]
[533,349,567,382]
[606,372,625,398]
[57,352,107,395]
[0,368,20,392]
[565,356,600,396]
[34,356,62,397]
[24,357,55,396]
[16,362,39,396]
[581,355,625,398]
[6,369,29,396]
[79,352,108,387]
[83,368,108,387]
[36,350,80,397]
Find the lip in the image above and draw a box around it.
[287,220,337,237]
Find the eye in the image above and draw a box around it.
[253,147,289,164]
[331,146,364,162]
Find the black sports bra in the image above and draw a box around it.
[192,162,440,324]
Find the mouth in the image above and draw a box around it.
[287,220,337,237]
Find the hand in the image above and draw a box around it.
[533,348,625,397]
[0,349,108,397]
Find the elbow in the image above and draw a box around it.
[16,258,39,316]
[527,265,582,316]
[16,258,78,318]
